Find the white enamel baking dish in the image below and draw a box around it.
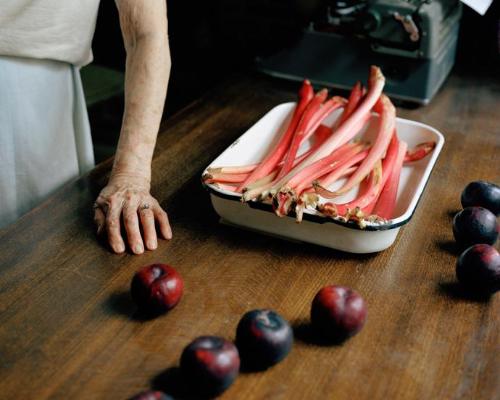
[202,103,444,253]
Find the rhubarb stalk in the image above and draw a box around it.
[373,140,408,219]
[268,66,386,196]
[237,79,314,191]
[328,94,396,197]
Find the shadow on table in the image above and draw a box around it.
[436,240,462,256]
[166,175,379,265]
[292,319,348,347]
[436,281,491,303]
[151,367,214,400]
[104,290,165,322]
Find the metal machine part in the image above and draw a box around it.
[256,0,462,104]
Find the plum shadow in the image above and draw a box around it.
[104,290,163,322]
[437,281,492,303]
[151,367,214,400]
[292,320,348,347]
[238,359,273,374]
[436,240,462,256]
[447,209,460,221]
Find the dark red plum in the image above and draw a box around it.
[456,244,500,294]
[235,309,293,369]
[452,207,498,247]
[180,336,240,396]
[131,264,184,314]
[461,181,500,216]
[129,391,173,400]
[311,286,367,341]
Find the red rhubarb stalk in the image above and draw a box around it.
[237,79,314,191]
[273,89,330,181]
[338,81,363,125]
[373,140,408,219]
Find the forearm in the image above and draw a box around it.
[112,1,171,185]
[94,1,172,254]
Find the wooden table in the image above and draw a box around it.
[1,71,499,400]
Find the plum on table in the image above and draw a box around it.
[180,336,240,396]
[311,285,367,342]
[461,181,500,216]
[456,244,500,294]
[452,207,498,248]
[130,264,184,314]
[129,390,173,400]
[235,309,293,370]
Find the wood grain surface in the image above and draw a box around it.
[0,71,499,400]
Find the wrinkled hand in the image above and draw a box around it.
[93,174,172,254]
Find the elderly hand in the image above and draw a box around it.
[93,173,172,254]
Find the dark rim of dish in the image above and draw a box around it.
[201,179,433,232]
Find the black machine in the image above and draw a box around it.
[255,0,463,104]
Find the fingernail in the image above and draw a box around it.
[116,243,125,253]
[135,244,144,254]
[148,240,157,250]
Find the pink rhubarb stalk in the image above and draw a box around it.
[272,143,366,217]
[327,94,396,197]
[268,66,386,195]
[208,123,333,177]
[314,132,400,224]
[317,160,383,226]
[203,172,249,183]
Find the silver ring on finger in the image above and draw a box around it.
[139,203,150,211]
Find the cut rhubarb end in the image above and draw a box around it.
[404,141,436,163]
[272,189,296,218]
[294,193,320,223]
[317,202,338,218]
[316,160,383,224]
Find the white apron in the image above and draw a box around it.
[0,56,95,228]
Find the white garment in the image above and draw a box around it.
[0,56,95,228]
[0,0,100,66]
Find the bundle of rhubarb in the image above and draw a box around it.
[203,66,436,228]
